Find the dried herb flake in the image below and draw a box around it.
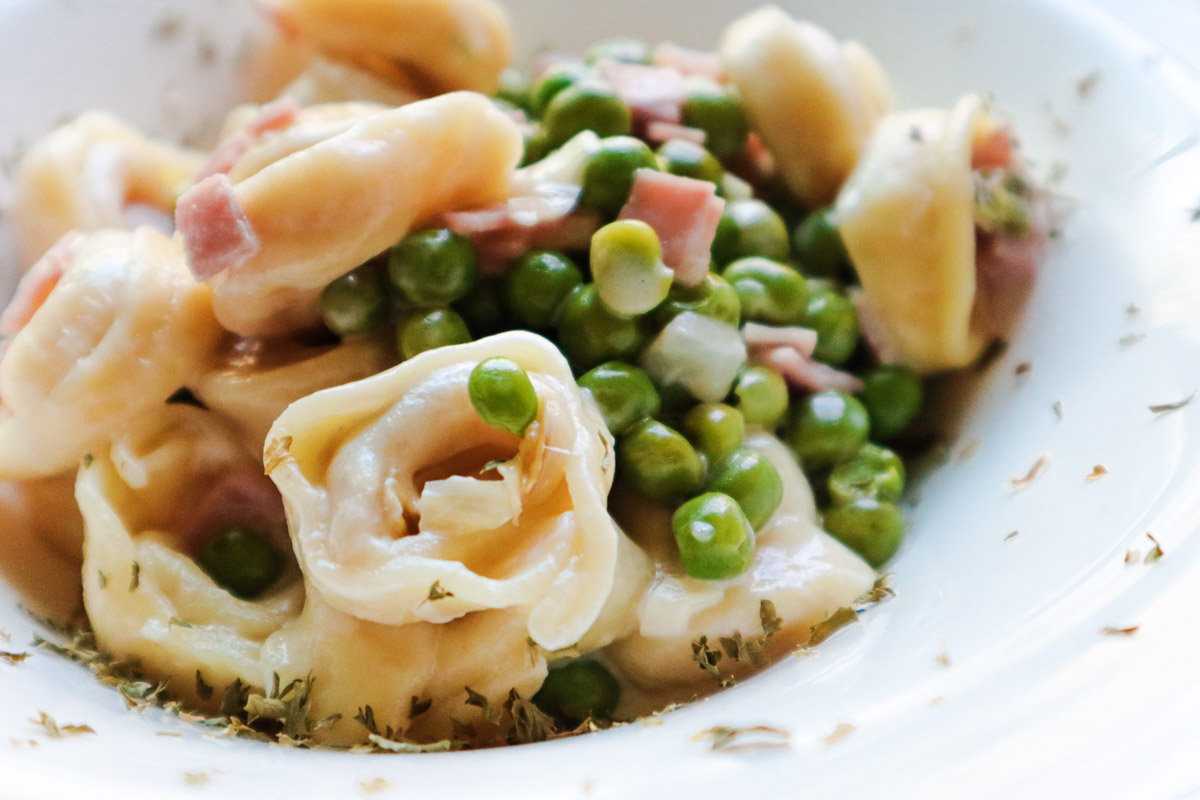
[1150,391,1196,414]
[1084,465,1109,483]
[1100,625,1139,637]
[693,725,791,753]
[1009,453,1051,490]
[807,607,858,647]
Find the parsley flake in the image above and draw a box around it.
[1084,465,1109,483]
[807,607,858,647]
[1008,452,1051,490]
[1145,534,1165,563]
[1150,391,1196,414]
[0,651,29,665]
[693,725,791,752]
[1100,625,1139,637]
[822,721,856,745]
[129,561,141,592]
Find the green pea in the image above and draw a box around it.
[504,250,583,329]
[555,284,647,372]
[197,527,285,599]
[469,357,539,437]
[496,66,535,115]
[823,497,904,568]
[543,80,632,149]
[792,206,849,277]
[707,447,783,530]
[652,273,741,329]
[828,444,905,507]
[672,492,755,580]
[591,220,673,316]
[581,136,659,216]
[617,419,704,500]
[681,403,744,468]
[532,660,620,723]
[585,38,652,65]
[388,228,478,308]
[723,256,808,326]
[397,308,471,359]
[786,390,870,469]
[578,361,661,435]
[455,277,506,337]
[729,366,789,429]
[860,365,924,442]
[319,262,390,337]
[656,138,724,186]
[521,126,553,166]
[806,289,859,365]
[710,199,790,265]
[681,79,749,161]
[532,60,593,117]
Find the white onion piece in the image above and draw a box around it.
[640,312,747,402]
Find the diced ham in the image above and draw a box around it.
[972,127,1014,171]
[595,60,687,126]
[194,96,301,181]
[618,168,724,287]
[532,51,576,78]
[973,227,1044,337]
[653,42,726,82]
[182,469,287,551]
[0,232,85,336]
[742,322,818,357]
[730,131,776,186]
[646,121,707,146]
[176,173,261,280]
[755,345,864,394]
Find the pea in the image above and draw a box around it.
[708,447,784,530]
[591,220,673,316]
[828,444,905,507]
[555,284,647,372]
[521,127,553,166]
[710,199,790,265]
[730,366,789,428]
[681,79,749,161]
[505,250,583,329]
[652,273,740,329]
[397,308,471,359]
[860,365,924,442]
[578,361,661,435]
[468,357,539,437]
[543,80,632,149]
[197,527,285,599]
[617,419,704,500]
[792,207,849,277]
[532,60,593,117]
[723,256,808,326]
[786,390,870,469]
[823,497,904,568]
[455,277,506,337]
[532,660,620,724]
[656,139,723,186]
[496,66,535,115]
[672,492,755,580]
[681,402,744,468]
[585,37,652,65]
[581,136,659,216]
[319,262,389,337]
[806,289,859,365]
[388,229,478,308]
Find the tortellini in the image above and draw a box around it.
[177,92,522,336]
[836,94,995,373]
[270,0,512,95]
[77,406,303,708]
[264,331,648,652]
[283,56,425,108]
[0,229,224,479]
[10,113,201,269]
[0,474,86,620]
[607,434,875,689]
[721,6,893,208]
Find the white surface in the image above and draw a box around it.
[2,0,1200,798]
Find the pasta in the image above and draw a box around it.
[720,5,893,208]
[10,112,201,269]
[0,0,1045,749]
[77,405,303,708]
[0,228,224,479]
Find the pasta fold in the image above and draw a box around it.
[607,434,875,689]
[77,406,302,708]
[11,112,200,269]
[264,331,645,652]
[720,6,893,208]
[0,229,224,479]
[836,94,992,372]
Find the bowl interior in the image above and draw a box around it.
[1,0,1199,797]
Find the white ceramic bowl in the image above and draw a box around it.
[2,1,1200,797]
